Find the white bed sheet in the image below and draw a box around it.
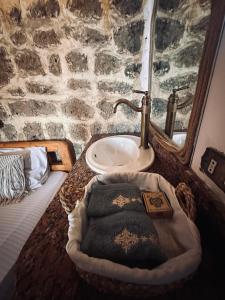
[0,171,67,283]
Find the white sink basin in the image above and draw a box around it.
[86,135,155,174]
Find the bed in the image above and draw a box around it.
[0,140,75,299]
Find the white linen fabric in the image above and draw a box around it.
[67,172,202,285]
[0,147,50,190]
[0,154,26,206]
[0,171,67,283]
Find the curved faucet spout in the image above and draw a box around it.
[113,95,151,149]
[113,99,142,113]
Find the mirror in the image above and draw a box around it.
[151,0,211,147]
[149,0,225,164]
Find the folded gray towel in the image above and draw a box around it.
[81,211,167,269]
[87,183,145,217]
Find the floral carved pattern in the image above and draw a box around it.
[112,195,142,208]
[114,228,159,254]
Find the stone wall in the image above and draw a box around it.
[0,0,144,157]
[151,0,211,131]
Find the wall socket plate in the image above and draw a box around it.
[200,147,225,193]
[208,159,217,174]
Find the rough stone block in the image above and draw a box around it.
[120,99,140,120]
[61,98,94,120]
[0,104,8,120]
[1,124,17,140]
[33,29,60,48]
[155,17,185,51]
[90,122,102,135]
[179,93,193,115]
[9,100,56,116]
[49,54,61,76]
[46,122,65,138]
[134,122,141,133]
[10,31,27,46]
[160,73,197,91]
[26,82,56,94]
[174,119,185,131]
[29,0,60,18]
[67,79,91,90]
[0,47,14,87]
[95,53,120,75]
[174,42,203,68]
[73,142,82,158]
[70,123,88,141]
[23,122,44,140]
[67,0,102,18]
[65,51,88,72]
[158,0,181,12]
[124,63,142,78]
[107,122,133,134]
[153,60,170,76]
[113,0,142,16]
[152,98,167,118]
[10,7,21,25]
[199,0,211,9]
[64,26,108,45]
[8,87,25,97]
[15,49,45,76]
[83,27,108,44]
[96,100,113,119]
[190,16,210,35]
[98,81,132,94]
[45,0,60,17]
[114,20,144,54]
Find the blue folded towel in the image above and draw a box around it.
[87,183,145,217]
[81,211,167,269]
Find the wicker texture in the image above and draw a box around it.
[175,182,196,222]
[59,159,94,214]
[60,175,197,297]
[77,267,193,298]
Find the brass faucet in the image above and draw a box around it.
[113,90,151,149]
[165,86,190,139]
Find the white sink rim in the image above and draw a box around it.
[85,135,155,174]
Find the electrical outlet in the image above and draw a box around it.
[201,147,225,193]
[208,159,217,174]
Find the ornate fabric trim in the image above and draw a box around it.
[114,228,159,254]
[112,195,142,208]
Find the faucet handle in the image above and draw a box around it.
[133,90,149,96]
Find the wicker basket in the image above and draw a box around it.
[62,181,197,298]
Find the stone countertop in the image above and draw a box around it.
[12,134,225,300]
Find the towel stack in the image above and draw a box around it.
[81,183,167,269]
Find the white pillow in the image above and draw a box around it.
[0,147,50,190]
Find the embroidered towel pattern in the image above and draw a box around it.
[114,228,159,254]
[81,211,167,269]
[87,183,145,217]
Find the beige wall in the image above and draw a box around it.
[191,21,225,202]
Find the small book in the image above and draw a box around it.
[142,191,173,219]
